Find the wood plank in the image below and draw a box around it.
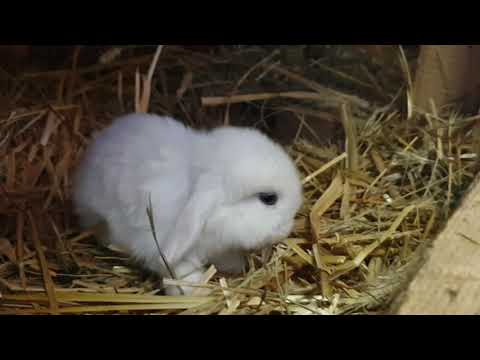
[395,177,480,315]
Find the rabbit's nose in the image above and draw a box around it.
[270,228,292,243]
[270,234,285,243]
[278,220,294,237]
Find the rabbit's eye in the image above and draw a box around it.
[258,192,278,206]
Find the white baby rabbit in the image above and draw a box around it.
[72,113,303,295]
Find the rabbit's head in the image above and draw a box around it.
[193,126,303,258]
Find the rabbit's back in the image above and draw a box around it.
[73,114,195,255]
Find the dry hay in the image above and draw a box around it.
[0,45,478,315]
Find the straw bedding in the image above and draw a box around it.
[0,45,478,314]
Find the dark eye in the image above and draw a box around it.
[258,192,278,206]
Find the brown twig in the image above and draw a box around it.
[27,211,59,314]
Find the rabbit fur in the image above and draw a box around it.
[72,113,303,295]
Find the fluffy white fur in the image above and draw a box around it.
[72,113,303,295]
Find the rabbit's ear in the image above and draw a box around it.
[165,173,224,267]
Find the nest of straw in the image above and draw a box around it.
[1,45,478,315]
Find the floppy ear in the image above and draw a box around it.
[164,173,224,267]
